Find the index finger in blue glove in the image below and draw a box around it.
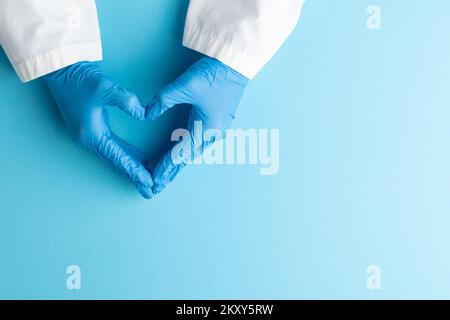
[145,78,195,120]
[111,132,148,165]
[151,125,202,195]
[101,84,147,120]
[94,133,154,199]
[151,145,187,195]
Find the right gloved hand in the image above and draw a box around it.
[45,62,154,199]
[145,57,249,195]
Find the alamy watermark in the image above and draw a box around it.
[366,5,382,30]
[366,265,381,290]
[66,265,81,290]
[170,121,280,176]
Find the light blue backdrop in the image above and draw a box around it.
[1,0,450,299]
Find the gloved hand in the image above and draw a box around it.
[146,57,249,194]
[45,62,154,199]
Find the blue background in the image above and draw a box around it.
[1,0,450,299]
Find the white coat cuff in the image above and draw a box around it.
[183,27,261,80]
[12,41,103,83]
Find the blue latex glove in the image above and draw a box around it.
[146,57,249,194]
[45,62,154,199]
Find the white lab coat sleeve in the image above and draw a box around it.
[183,0,305,79]
[0,0,102,82]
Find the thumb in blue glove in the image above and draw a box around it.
[146,57,249,195]
[45,62,154,199]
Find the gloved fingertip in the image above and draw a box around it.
[128,99,147,121]
[137,183,154,199]
[145,98,162,120]
[152,183,166,195]
[144,106,157,120]
[132,167,154,199]
[134,103,146,121]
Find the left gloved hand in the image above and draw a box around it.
[146,57,249,194]
[46,62,154,198]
